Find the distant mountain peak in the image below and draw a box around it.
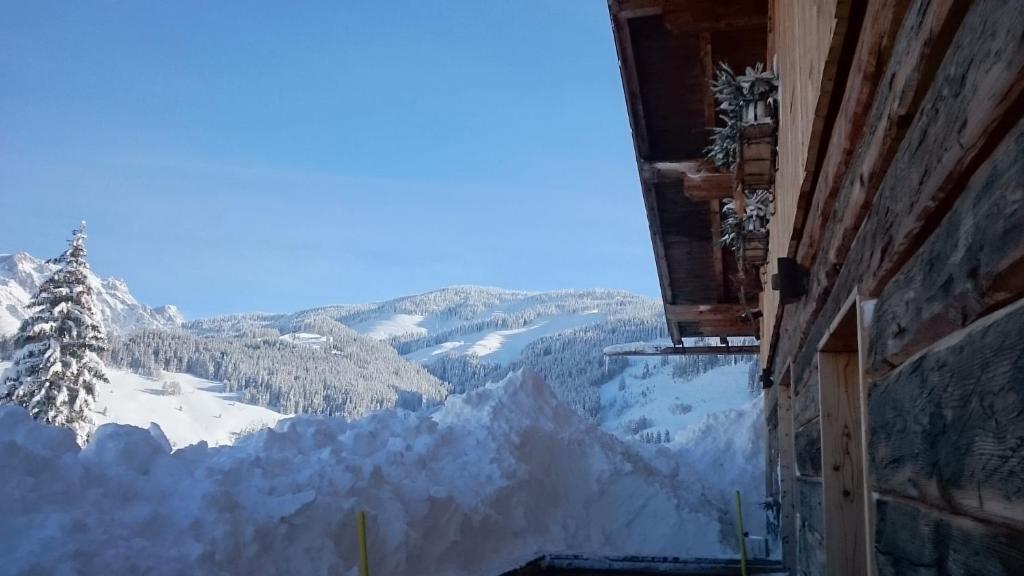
[0,250,180,336]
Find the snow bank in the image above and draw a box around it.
[0,371,750,576]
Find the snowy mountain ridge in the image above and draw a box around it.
[0,251,182,336]
[189,286,756,436]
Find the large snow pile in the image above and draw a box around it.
[0,371,762,576]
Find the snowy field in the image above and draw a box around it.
[600,362,755,439]
[0,371,765,576]
[0,362,286,449]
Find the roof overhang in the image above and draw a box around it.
[609,0,768,343]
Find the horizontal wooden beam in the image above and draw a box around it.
[604,345,759,356]
[641,159,725,184]
[683,173,736,201]
[609,0,663,20]
[665,303,748,323]
[663,0,768,34]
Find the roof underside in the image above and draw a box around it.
[609,0,769,342]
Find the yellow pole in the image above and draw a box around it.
[356,510,370,576]
[735,490,749,576]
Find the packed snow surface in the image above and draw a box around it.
[600,362,755,437]
[95,368,286,448]
[0,361,286,449]
[0,371,764,576]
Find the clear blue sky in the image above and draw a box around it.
[0,1,659,318]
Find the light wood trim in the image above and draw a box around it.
[856,295,877,575]
[817,292,868,576]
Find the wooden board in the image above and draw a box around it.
[793,0,912,269]
[817,297,868,576]
[773,0,1024,389]
[681,174,735,201]
[869,298,1024,528]
[796,478,826,576]
[874,498,1024,575]
[865,118,1024,377]
[792,359,820,429]
[760,0,849,366]
[777,370,798,571]
[794,418,822,479]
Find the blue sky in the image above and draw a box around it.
[0,1,659,318]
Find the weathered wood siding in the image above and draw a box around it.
[875,498,1024,575]
[760,0,847,362]
[870,299,1024,529]
[764,0,1024,572]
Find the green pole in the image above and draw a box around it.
[735,490,749,576]
[357,510,370,576]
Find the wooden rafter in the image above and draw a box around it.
[682,172,735,200]
[699,31,716,128]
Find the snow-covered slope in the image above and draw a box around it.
[188,286,756,424]
[0,252,182,336]
[600,362,757,441]
[0,361,285,449]
[0,370,764,575]
[94,368,286,449]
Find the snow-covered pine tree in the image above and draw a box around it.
[0,222,109,445]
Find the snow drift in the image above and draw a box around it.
[0,371,763,576]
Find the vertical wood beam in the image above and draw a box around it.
[709,199,725,300]
[699,31,716,128]
[778,367,798,571]
[856,296,877,575]
[817,293,868,576]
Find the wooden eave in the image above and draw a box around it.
[609,0,768,342]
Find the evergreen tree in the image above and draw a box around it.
[0,223,109,445]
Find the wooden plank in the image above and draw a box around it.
[796,478,827,576]
[818,351,867,575]
[664,303,747,323]
[609,0,662,20]
[609,6,651,160]
[874,497,1024,575]
[681,173,735,201]
[777,369,798,572]
[662,0,767,34]
[708,200,725,300]
[817,297,868,576]
[774,0,1024,389]
[698,32,716,129]
[761,0,850,377]
[792,0,911,265]
[794,418,822,479]
[866,118,1024,378]
[773,0,968,382]
[855,295,876,576]
[643,159,722,184]
[793,361,820,429]
[869,298,1024,528]
[860,0,1024,295]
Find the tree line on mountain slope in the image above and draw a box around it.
[108,318,448,419]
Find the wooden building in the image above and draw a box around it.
[610,0,1024,574]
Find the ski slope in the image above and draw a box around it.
[403,310,607,364]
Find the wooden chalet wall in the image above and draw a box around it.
[764,0,1024,574]
[760,0,848,361]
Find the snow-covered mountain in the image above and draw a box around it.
[0,252,183,336]
[187,286,757,437]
